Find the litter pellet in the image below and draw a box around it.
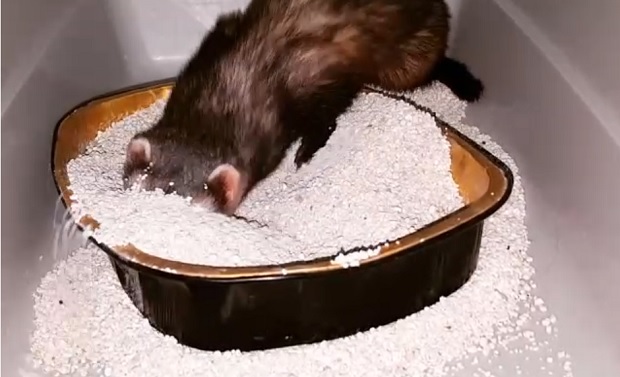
[30,82,574,377]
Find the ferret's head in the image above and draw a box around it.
[122,136,249,216]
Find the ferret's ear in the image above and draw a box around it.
[126,137,152,168]
[206,164,246,215]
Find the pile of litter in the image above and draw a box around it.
[29,82,574,377]
[64,89,462,267]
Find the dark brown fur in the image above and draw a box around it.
[123,0,483,215]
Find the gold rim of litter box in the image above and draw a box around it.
[52,80,510,280]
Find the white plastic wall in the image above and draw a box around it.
[2,0,619,376]
[451,1,620,375]
[509,0,620,142]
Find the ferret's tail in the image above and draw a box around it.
[430,57,484,102]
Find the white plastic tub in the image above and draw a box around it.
[2,0,619,375]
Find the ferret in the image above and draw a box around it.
[123,0,483,215]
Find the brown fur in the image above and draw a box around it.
[123,0,481,215]
[257,0,450,93]
[208,0,451,97]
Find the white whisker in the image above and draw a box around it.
[51,194,89,263]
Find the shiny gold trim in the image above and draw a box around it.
[53,83,509,279]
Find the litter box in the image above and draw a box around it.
[50,80,513,351]
[3,0,620,375]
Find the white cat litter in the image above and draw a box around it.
[29,82,574,377]
[64,89,463,267]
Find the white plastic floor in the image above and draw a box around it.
[2,0,619,376]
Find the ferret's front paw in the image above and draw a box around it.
[294,142,315,169]
[294,149,311,169]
